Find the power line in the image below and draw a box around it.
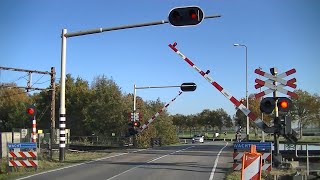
[30,74,45,88]
[33,79,51,85]
[11,74,29,83]
[0,89,36,98]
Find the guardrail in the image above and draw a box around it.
[295,144,320,176]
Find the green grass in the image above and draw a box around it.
[0,151,110,180]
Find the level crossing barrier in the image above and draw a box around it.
[168,42,273,134]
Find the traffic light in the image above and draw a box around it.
[26,105,36,116]
[277,97,292,113]
[133,121,140,127]
[180,82,197,92]
[168,6,204,26]
[260,97,275,114]
[127,121,138,136]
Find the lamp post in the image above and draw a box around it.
[233,43,249,141]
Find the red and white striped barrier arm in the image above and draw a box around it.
[139,91,183,133]
[168,42,271,132]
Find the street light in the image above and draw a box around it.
[233,43,249,141]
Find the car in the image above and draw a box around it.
[192,135,204,143]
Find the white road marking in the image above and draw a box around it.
[16,149,146,180]
[209,142,229,180]
[106,146,195,180]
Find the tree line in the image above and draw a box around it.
[1,73,319,145]
[0,74,181,147]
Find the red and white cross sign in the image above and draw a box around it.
[254,68,297,98]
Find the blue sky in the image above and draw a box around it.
[1,0,319,117]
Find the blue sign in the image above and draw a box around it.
[233,142,272,150]
[7,143,37,149]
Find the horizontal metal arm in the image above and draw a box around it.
[65,14,221,38]
[66,20,168,38]
[135,85,180,89]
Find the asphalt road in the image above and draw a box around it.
[17,141,234,180]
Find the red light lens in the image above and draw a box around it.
[280,101,288,108]
[133,121,140,127]
[191,13,197,19]
[27,108,34,115]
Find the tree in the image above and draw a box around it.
[216,108,233,130]
[290,89,320,138]
[84,75,126,136]
[137,98,179,147]
[0,84,32,131]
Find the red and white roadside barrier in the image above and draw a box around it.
[233,152,272,171]
[8,151,38,167]
[241,145,262,180]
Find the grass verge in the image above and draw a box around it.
[0,151,110,180]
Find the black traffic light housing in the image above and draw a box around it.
[283,116,292,135]
[260,97,275,114]
[127,121,138,136]
[180,82,197,92]
[168,6,204,26]
[260,97,292,114]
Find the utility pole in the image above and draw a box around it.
[50,67,56,159]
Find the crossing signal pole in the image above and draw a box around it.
[255,67,298,167]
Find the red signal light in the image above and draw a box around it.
[279,100,288,109]
[133,121,140,127]
[189,10,197,20]
[27,108,35,115]
[277,97,292,113]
